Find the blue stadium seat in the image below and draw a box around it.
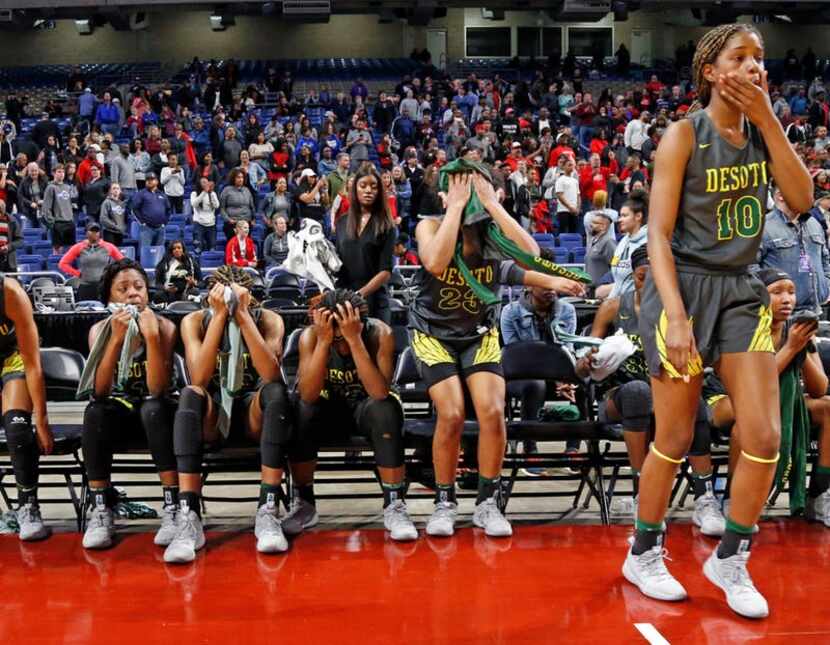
[558,233,584,250]
[119,247,136,261]
[31,241,54,258]
[200,251,224,269]
[140,245,165,269]
[571,247,586,264]
[17,254,44,269]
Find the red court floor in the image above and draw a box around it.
[1,520,829,644]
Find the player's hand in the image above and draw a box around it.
[787,321,817,352]
[472,173,499,208]
[137,307,160,340]
[312,307,335,346]
[110,308,133,344]
[36,422,54,456]
[718,70,774,127]
[207,283,228,316]
[445,173,472,212]
[334,301,363,345]
[548,276,586,298]
[230,283,252,320]
[664,316,696,381]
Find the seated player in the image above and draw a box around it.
[579,246,725,535]
[285,289,416,541]
[0,274,53,541]
[707,268,830,527]
[80,259,179,549]
[166,265,291,564]
[412,171,585,538]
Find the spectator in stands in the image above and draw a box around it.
[317,146,336,177]
[82,165,110,223]
[373,92,396,134]
[225,219,258,268]
[160,153,186,214]
[606,190,648,300]
[0,201,23,272]
[393,233,418,266]
[263,214,290,268]
[391,165,412,227]
[583,190,618,285]
[327,152,350,201]
[31,112,61,151]
[554,156,580,234]
[293,168,330,234]
[334,164,395,323]
[0,131,13,166]
[220,126,243,171]
[131,172,171,249]
[99,183,128,246]
[77,146,104,187]
[757,185,830,314]
[196,151,221,187]
[190,177,219,254]
[109,144,136,199]
[150,139,172,178]
[267,140,293,187]
[350,78,369,103]
[95,92,121,137]
[155,240,201,302]
[17,162,47,228]
[239,150,268,196]
[248,131,274,174]
[263,177,292,225]
[42,164,76,255]
[345,118,372,173]
[624,110,650,155]
[59,221,124,301]
[318,120,341,158]
[129,139,152,190]
[36,134,60,179]
[144,125,163,156]
[219,168,255,240]
[79,258,179,551]
[78,88,97,129]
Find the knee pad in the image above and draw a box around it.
[4,410,37,488]
[82,400,115,481]
[288,399,322,464]
[615,381,653,432]
[689,399,712,457]
[361,398,405,469]
[140,398,177,473]
[259,383,291,469]
[173,388,206,474]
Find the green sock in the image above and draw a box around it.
[476,475,501,504]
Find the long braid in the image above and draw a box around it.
[687,23,763,115]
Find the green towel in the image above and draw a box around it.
[437,158,494,225]
[215,287,245,439]
[541,402,581,422]
[437,159,592,306]
[77,304,141,399]
[776,363,810,515]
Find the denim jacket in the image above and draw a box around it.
[757,208,830,313]
[500,293,577,345]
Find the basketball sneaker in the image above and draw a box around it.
[17,503,50,542]
[163,504,205,564]
[806,489,830,527]
[692,492,726,537]
[154,503,179,546]
[281,498,319,537]
[383,500,418,541]
[472,497,512,537]
[703,549,768,619]
[622,544,687,601]
[425,501,458,537]
[82,502,115,550]
[255,503,288,553]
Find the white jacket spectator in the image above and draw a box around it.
[190,188,219,227]
[624,114,650,152]
[160,164,186,197]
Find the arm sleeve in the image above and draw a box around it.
[58,243,82,277]
[499,260,526,286]
[99,201,113,230]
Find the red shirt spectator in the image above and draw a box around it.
[645,75,664,97]
[225,223,258,268]
[579,160,611,204]
[77,150,104,186]
[548,142,576,167]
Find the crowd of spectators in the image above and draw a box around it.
[0,47,829,310]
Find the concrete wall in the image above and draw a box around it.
[1,9,827,69]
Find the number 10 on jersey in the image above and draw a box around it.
[716,195,763,241]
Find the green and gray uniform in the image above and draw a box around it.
[640,109,774,377]
[408,247,525,388]
[0,275,23,384]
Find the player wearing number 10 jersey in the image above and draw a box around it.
[626,24,814,620]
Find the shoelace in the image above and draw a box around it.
[174,514,200,544]
[19,505,38,524]
[89,507,110,530]
[698,495,722,517]
[258,507,282,531]
[432,502,456,520]
[722,556,757,593]
[386,501,410,525]
[641,548,676,583]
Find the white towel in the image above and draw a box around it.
[588,332,636,382]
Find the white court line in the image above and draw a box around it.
[634,623,671,645]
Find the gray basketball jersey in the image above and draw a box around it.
[671,109,769,273]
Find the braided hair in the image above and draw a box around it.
[686,22,764,115]
[309,289,369,323]
[688,23,763,114]
[205,264,259,308]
